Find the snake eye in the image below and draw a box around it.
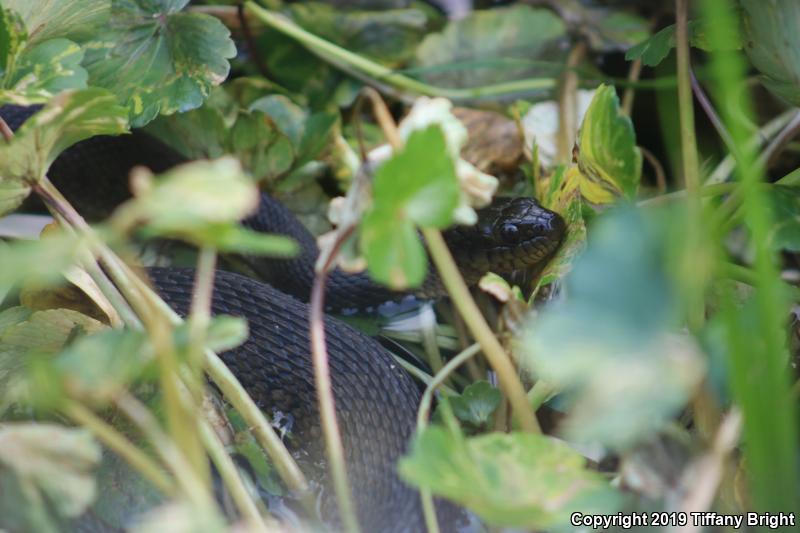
[499,223,519,243]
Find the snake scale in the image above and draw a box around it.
[0,104,565,532]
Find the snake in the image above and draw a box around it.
[0,104,565,532]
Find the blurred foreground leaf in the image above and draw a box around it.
[399,427,622,530]
[0,423,100,532]
[114,157,296,256]
[521,207,705,449]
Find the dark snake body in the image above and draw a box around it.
[0,105,565,531]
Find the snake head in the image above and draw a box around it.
[443,197,566,281]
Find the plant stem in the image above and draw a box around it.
[188,247,217,372]
[198,418,271,529]
[63,402,174,496]
[675,0,705,333]
[244,2,555,101]
[414,342,481,533]
[422,228,540,433]
[309,225,361,533]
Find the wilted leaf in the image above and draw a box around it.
[413,5,566,89]
[0,88,128,185]
[520,207,706,449]
[577,84,641,200]
[0,423,100,531]
[535,166,586,289]
[0,308,104,355]
[399,428,622,529]
[81,0,236,126]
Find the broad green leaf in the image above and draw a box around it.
[81,0,236,126]
[359,126,459,289]
[520,207,705,449]
[399,428,622,530]
[0,88,128,186]
[361,207,427,289]
[437,381,501,432]
[0,306,31,335]
[1,0,110,45]
[577,84,641,200]
[0,7,25,74]
[0,423,100,531]
[55,329,151,403]
[249,95,307,148]
[372,126,459,228]
[740,1,800,106]
[0,179,31,216]
[287,3,430,66]
[625,19,742,67]
[413,5,566,89]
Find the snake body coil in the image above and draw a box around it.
[0,104,565,532]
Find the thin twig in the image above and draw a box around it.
[621,58,642,117]
[237,3,271,79]
[690,68,738,157]
[0,116,14,141]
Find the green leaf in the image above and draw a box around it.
[287,3,431,66]
[626,19,742,67]
[767,184,800,252]
[174,224,298,257]
[173,315,248,354]
[413,5,566,89]
[438,381,501,432]
[0,231,86,287]
[1,0,110,45]
[740,1,800,106]
[361,208,427,289]
[0,309,105,355]
[520,206,705,449]
[359,126,459,289]
[0,423,100,532]
[54,329,152,404]
[577,84,641,200]
[399,428,622,530]
[0,6,88,106]
[116,157,258,235]
[373,126,459,228]
[81,0,236,126]
[0,88,128,187]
